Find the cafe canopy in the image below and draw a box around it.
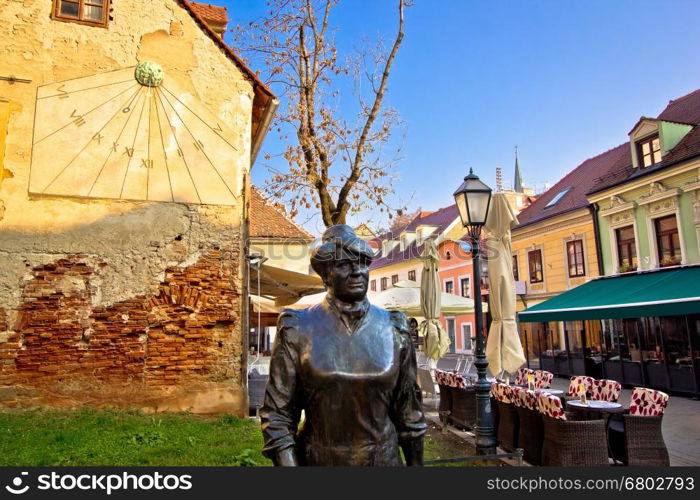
[518,266,700,323]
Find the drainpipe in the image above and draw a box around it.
[590,203,605,276]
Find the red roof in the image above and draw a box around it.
[370,205,460,269]
[186,1,228,24]
[516,144,630,228]
[589,88,700,194]
[249,187,313,240]
[657,88,700,125]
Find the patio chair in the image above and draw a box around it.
[565,375,595,400]
[493,383,519,451]
[417,367,438,405]
[515,387,544,465]
[449,375,476,430]
[591,379,622,402]
[434,369,454,426]
[538,392,608,466]
[514,367,534,386]
[248,368,268,417]
[608,387,670,466]
[533,370,553,389]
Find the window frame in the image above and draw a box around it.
[615,225,638,271]
[512,254,519,281]
[370,280,376,292]
[460,323,473,352]
[636,134,662,168]
[566,239,586,278]
[52,0,110,28]
[460,276,470,298]
[528,249,543,284]
[380,277,388,291]
[654,214,681,267]
[407,270,416,282]
[444,279,454,294]
[391,274,399,286]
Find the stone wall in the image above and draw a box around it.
[0,1,254,414]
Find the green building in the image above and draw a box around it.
[519,89,700,395]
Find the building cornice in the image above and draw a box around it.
[512,209,591,241]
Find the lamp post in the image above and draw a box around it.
[453,168,496,456]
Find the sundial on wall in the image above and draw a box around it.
[29,62,240,205]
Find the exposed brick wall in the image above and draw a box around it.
[0,246,242,404]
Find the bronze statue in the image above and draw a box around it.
[260,224,427,466]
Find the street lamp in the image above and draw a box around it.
[453,168,496,456]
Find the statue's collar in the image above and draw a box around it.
[324,295,370,333]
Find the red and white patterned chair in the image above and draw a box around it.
[609,387,670,466]
[591,379,622,402]
[533,370,554,389]
[514,367,535,386]
[495,383,519,451]
[566,375,595,398]
[516,388,543,465]
[537,393,608,466]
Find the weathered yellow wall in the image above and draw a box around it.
[0,0,255,413]
[512,209,599,308]
[249,240,312,274]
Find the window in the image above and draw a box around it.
[655,215,681,267]
[370,280,376,292]
[615,225,637,271]
[53,0,110,27]
[461,324,473,351]
[545,187,571,208]
[391,274,399,285]
[637,135,662,168]
[512,254,519,281]
[460,277,470,298]
[566,240,586,277]
[444,280,454,294]
[408,270,416,281]
[380,277,388,291]
[528,249,543,283]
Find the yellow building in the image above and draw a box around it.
[512,144,628,375]
[0,0,277,414]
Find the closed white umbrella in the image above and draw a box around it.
[484,193,526,377]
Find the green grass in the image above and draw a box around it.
[0,410,473,466]
[0,409,268,466]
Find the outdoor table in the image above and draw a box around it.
[566,400,625,463]
[535,388,564,396]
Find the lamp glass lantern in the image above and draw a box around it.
[453,168,493,227]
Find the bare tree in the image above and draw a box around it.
[234,0,409,227]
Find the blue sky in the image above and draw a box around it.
[222,0,700,234]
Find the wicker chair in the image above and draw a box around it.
[514,367,535,386]
[450,385,477,430]
[566,375,595,400]
[493,383,519,451]
[538,392,608,466]
[248,369,268,416]
[609,387,670,466]
[434,369,454,426]
[534,370,554,389]
[515,387,544,465]
[591,379,622,402]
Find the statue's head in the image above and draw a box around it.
[310,224,375,303]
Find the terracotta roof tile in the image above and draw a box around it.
[516,144,630,228]
[186,1,228,24]
[589,88,700,194]
[370,205,460,269]
[249,187,314,240]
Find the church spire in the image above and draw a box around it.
[514,146,523,193]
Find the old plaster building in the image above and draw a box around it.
[0,0,277,414]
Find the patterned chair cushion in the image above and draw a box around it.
[534,370,554,389]
[434,369,469,389]
[508,386,524,407]
[514,367,535,386]
[517,388,539,411]
[592,379,621,402]
[567,375,595,397]
[537,392,566,420]
[629,387,669,416]
[492,382,511,404]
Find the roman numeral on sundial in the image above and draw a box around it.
[141,158,153,169]
[213,123,222,134]
[93,133,103,144]
[70,109,85,127]
[111,141,118,152]
[57,85,69,99]
[123,147,134,158]
[193,139,204,151]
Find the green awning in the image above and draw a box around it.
[518,266,700,322]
